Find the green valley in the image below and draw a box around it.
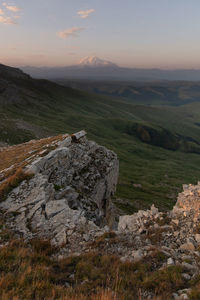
[1,64,200,212]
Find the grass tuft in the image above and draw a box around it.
[0,168,33,202]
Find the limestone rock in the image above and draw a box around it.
[0,131,119,247]
[174,182,200,216]
[151,204,158,215]
[182,262,198,273]
[132,249,143,262]
[181,273,191,281]
[118,214,138,232]
[167,257,174,265]
[118,206,159,232]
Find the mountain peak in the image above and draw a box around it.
[79,56,117,67]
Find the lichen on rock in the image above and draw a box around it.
[0,131,119,247]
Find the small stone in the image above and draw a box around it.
[64,282,70,288]
[195,234,200,244]
[150,204,158,215]
[71,130,86,141]
[58,255,64,260]
[132,249,143,262]
[179,294,189,300]
[179,289,191,295]
[154,223,159,229]
[182,262,198,272]
[120,256,129,263]
[181,273,191,281]
[172,293,179,299]
[83,234,90,242]
[167,258,174,265]
[172,219,179,226]
[69,274,75,280]
[180,243,195,252]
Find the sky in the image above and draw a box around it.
[1,0,200,68]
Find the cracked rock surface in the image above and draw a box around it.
[0,131,119,247]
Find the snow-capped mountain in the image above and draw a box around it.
[79,56,117,67]
[21,56,200,81]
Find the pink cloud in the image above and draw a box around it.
[77,9,95,19]
[3,3,21,12]
[57,27,84,39]
[0,15,17,24]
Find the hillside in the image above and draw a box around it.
[2,64,200,211]
[56,80,200,106]
[1,132,200,299]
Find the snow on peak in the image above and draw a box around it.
[79,56,116,67]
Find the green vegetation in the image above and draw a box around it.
[2,73,200,210]
[54,184,62,191]
[0,228,186,300]
[1,219,199,300]
[58,80,200,106]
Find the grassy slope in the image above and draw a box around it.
[57,80,200,106]
[0,221,200,300]
[2,76,200,211]
[0,223,189,300]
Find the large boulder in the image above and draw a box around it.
[0,131,119,245]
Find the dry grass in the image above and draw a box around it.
[0,167,33,202]
[0,134,68,201]
[146,226,172,245]
[90,232,118,248]
[0,226,187,300]
[0,238,119,300]
[0,134,67,180]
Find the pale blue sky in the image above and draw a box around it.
[0,0,200,68]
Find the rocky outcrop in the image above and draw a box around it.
[0,131,119,247]
[113,184,200,299]
[173,182,200,216]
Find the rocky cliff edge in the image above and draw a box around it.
[0,131,119,250]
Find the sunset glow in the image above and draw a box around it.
[1,0,200,68]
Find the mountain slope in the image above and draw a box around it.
[2,64,200,211]
[57,80,200,106]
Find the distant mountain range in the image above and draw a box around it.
[21,56,200,81]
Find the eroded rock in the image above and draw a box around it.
[0,131,119,248]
